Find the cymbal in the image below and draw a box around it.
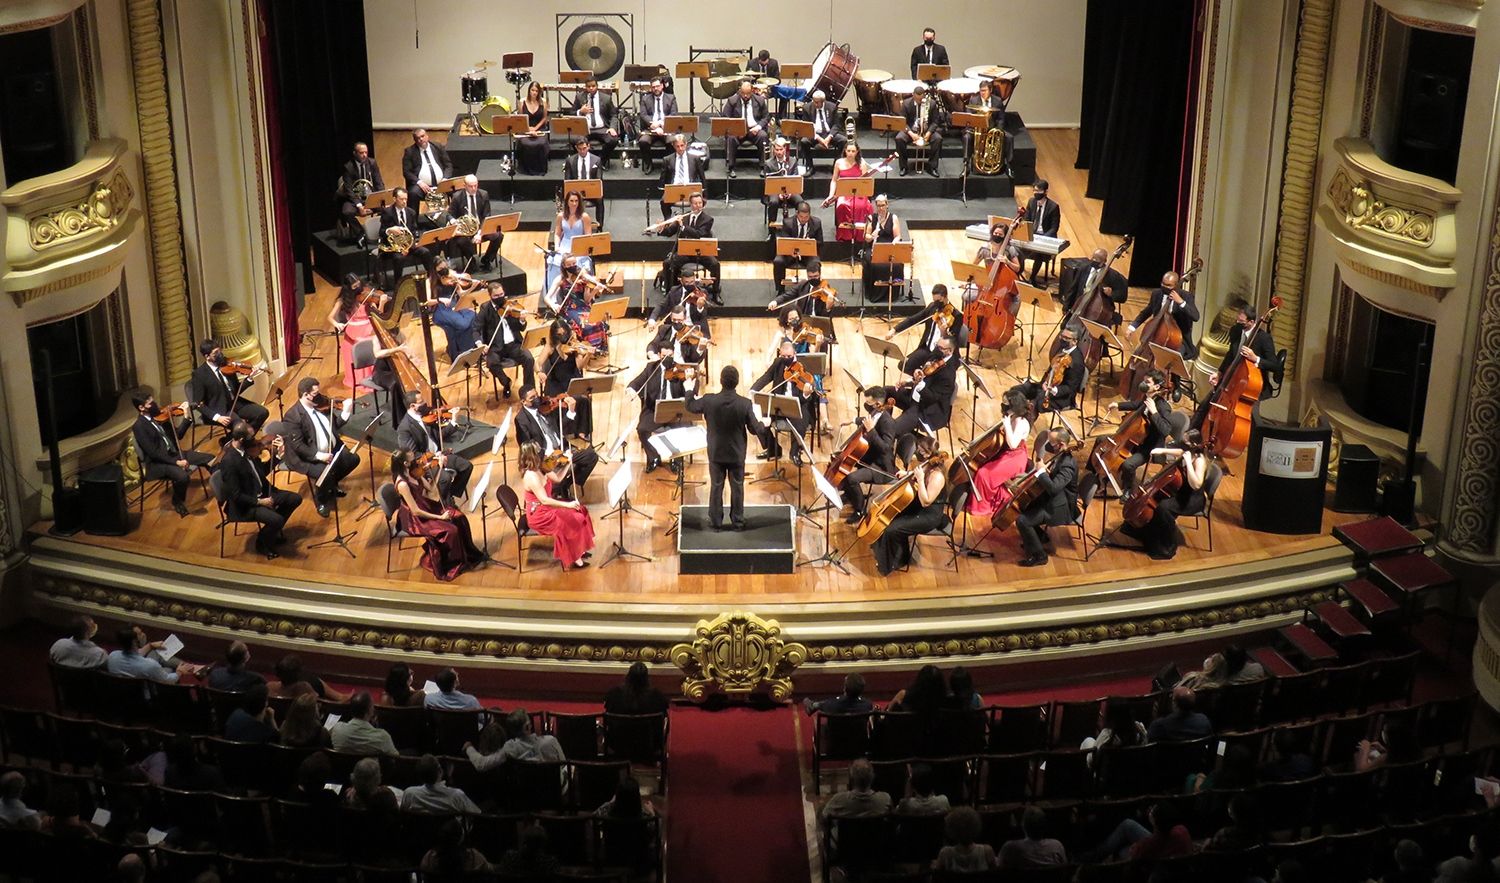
[709,74,744,86]
[473,59,496,69]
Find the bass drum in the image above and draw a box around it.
[809,41,860,104]
[476,95,514,133]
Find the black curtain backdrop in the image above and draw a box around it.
[1076,0,1197,286]
[263,0,373,297]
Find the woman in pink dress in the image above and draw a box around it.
[822,142,878,243]
[391,452,486,581]
[327,273,389,392]
[518,442,595,570]
[964,390,1034,517]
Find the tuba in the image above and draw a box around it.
[974,128,1005,175]
[379,226,414,255]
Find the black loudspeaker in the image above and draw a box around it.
[79,464,129,536]
[1333,444,1381,514]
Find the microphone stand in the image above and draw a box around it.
[307,444,358,558]
[355,419,384,522]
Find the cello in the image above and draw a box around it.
[1193,296,1282,460]
[963,206,1025,350]
[1121,444,1203,528]
[824,397,895,488]
[1085,378,1173,494]
[855,451,950,543]
[1117,257,1204,398]
[1052,235,1133,370]
[991,436,1083,531]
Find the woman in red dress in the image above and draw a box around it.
[965,390,1034,517]
[518,442,595,570]
[327,274,389,392]
[391,452,486,581]
[822,142,877,243]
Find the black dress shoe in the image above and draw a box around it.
[900,167,910,177]
[926,165,940,178]
[731,522,746,531]
[172,502,190,518]
[844,511,864,525]
[710,523,724,532]
[334,489,347,498]
[316,502,330,519]
[501,385,512,399]
[729,169,737,178]
[1018,554,1048,568]
[791,452,804,467]
[645,461,660,474]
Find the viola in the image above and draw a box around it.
[675,324,714,349]
[963,205,1025,351]
[543,450,573,474]
[310,393,349,414]
[1194,296,1282,460]
[150,403,189,423]
[1053,235,1134,370]
[411,451,440,482]
[420,405,461,424]
[1117,257,1204,398]
[806,281,842,309]
[663,363,699,383]
[219,359,258,377]
[782,360,823,398]
[792,325,825,350]
[991,438,1082,531]
[534,394,570,415]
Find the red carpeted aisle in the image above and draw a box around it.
[665,705,809,883]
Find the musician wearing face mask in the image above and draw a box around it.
[762,139,800,231]
[778,308,826,399]
[284,378,360,519]
[799,91,847,170]
[1011,324,1087,415]
[977,221,1025,276]
[1127,271,1200,360]
[446,175,502,271]
[1023,181,1062,286]
[396,398,473,503]
[338,141,384,243]
[648,295,711,356]
[910,27,949,79]
[220,422,302,560]
[1117,429,1208,561]
[962,81,1006,158]
[1016,426,1079,568]
[769,204,824,294]
[769,259,834,322]
[514,386,599,499]
[1064,247,1130,318]
[886,284,961,376]
[401,129,453,203]
[571,79,619,168]
[190,341,268,431]
[871,436,948,577]
[628,344,695,474]
[635,78,679,172]
[648,265,710,336]
[840,386,900,525]
[1207,304,1283,398]
[132,393,215,518]
[475,282,535,399]
[897,84,945,178]
[1104,370,1176,496]
[721,80,769,177]
[540,323,595,442]
[751,340,818,467]
[889,336,959,464]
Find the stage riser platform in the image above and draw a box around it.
[678,505,796,574]
[310,234,530,292]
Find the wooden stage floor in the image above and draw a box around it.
[28,130,1365,609]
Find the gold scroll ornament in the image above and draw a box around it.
[670,610,807,701]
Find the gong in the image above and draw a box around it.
[564,22,626,82]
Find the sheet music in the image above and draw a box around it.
[649,425,708,459]
[809,463,844,510]
[607,421,634,462]
[607,458,634,508]
[492,408,513,453]
[316,444,346,489]
[467,461,494,513]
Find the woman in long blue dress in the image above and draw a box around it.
[426,260,480,361]
[544,191,595,291]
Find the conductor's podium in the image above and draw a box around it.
[677,504,796,574]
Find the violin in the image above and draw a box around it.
[807,281,842,308]
[411,451,440,482]
[535,394,570,415]
[1039,351,1072,413]
[557,339,600,358]
[934,302,959,333]
[150,403,189,423]
[675,324,714,349]
[502,301,532,319]
[420,405,462,424]
[663,363,699,383]
[310,393,349,414]
[782,359,824,398]
[219,359,258,377]
[901,356,947,388]
[543,450,573,474]
[792,325,825,349]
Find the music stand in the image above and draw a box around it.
[950,111,987,206]
[664,115,699,137]
[307,444,358,559]
[566,374,616,411]
[871,241,914,318]
[871,114,905,166]
[1078,316,1129,434]
[656,182,698,227]
[446,346,486,421]
[648,397,704,491]
[864,334,906,389]
[957,359,995,445]
[797,463,849,573]
[483,211,520,237]
[355,418,383,522]
[1149,343,1196,404]
[561,178,604,217]
[570,230,612,262]
[751,391,804,490]
[710,117,747,205]
[489,114,528,203]
[649,423,708,536]
[552,116,587,145]
[798,350,831,447]
[521,325,551,349]
[765,176,806,230]
[916,63,951,83]
[677,238,718,268]
[676,61,710,113]
[599,455,652,568]
[589,296,631,373]
[779,119,813,167]
[560,70,592,84]
[416,226,452,252]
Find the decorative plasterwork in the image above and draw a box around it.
[670,612,807,700]
[1375,0,1482,33]
[1317,137,1461,298]
[28,170,133,248]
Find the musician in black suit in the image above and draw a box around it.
[658,135,706,220]
[961,81,1007,159]
[475,282,535,398]
[839,386,900,524]
[748,50,786,117]
[1063,247,1130,318]
[627,345,694,474]
[687,365,774,531]
[662,191,721,300]
[131,393,214,517]
[1024,181,1062,285]
[720,80,769,175]
[283,378,361,518]
[1012,324,1088,414]
[648,275,712,343]
[563,137,606,226]
[514,386,597,500]
[751,340,819,466]
[1127,271,1200,360]
[396,399,473,502]
[798,91,847,170]
[886,284,963,376]
[219,423,301,559]
[909,28,950,79]
[400,129,453,202]
[1016,426,1079,568]
[446,175,503,270]
[1105,370,1176,496]
[571,80,619,167]
[762,139,800,230]
[377,188,436,287]
[338,141,385,242]
[768,258,833,320]
[1208,304,1284,400]
[634,78,679,172]
[889,337,959,463]
[190,341,268,431]
[769,203,823,292]
[896,84,945,177]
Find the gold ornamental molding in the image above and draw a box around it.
[1316,137,1460,299]
[29,170,133,249]
[1472,583,1500,712]
[670,611,807,701]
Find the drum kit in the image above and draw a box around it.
[461,61,516,134]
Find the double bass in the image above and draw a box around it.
[1193,296,1282,460]
[1053,235,1133,370]
[1117,257,1204,398]
[963,206,1025,350]
[990,437,1082,532]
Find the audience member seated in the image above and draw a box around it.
[465,710,565,772]
[0,771,40,830]
[380,663,423,707]
[1435,828,1500,882]
[1082,801,1193,863]
[1082,699,1148,753]
[103,799,151,847]
[107,626,192,684]
[595,777,656,818]
[1177,644,1266,690]
[423,667,481,711]
[269,654,352,702]
[1146,686,1212,742]
[1205,793,1261,853]
[889,664,947,716]
[207,641,265,692]
[290,752,341,812]
[803,673,875,716]
[330,692,398,757]
[896,763,950,815]
[1383,838,1429,883]
[421,817,492,877]
[117,855,148,883]
[1260,729,1318,782]
[1189,743,1256,793]
[41,787,96,841]
[1272,859,1309,883]
[934,806,998,872]
[999,805,1067,870]
[1354,717,1420,772]
[99,739,152,785]
[497,823,561,878]
[400,755,481,814]
[822,758,892,820]
[223,683,278,743]
[604,661,670,715]
[163,733,226,792]
[345,757,401,810]
[944,667,983,710]
[279,692,333,749]
[49,615,107,669]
